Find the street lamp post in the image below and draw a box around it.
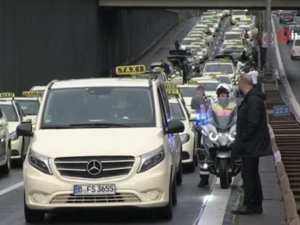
[265,0,272,75]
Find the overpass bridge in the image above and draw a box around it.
[99,0,300,9]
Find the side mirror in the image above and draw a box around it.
[16,122,33,137]
[167,119,184,134]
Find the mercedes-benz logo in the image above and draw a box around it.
[86,160,102,176]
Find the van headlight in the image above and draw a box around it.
[180,134,190,144]
[138,147,165,173]
[28,150,52,175]
[10,131,18,141]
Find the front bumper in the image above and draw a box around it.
[10,137,22,159]
[24,157,172,211]
[182,137,195,164]
[291,52,300,58]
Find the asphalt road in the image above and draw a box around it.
[0,15,227,225]
[273,15,300,103]
[0,13,249,225]
[0,164,211,225]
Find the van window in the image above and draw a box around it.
[42,87,155,128]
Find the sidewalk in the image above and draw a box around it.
[222,155,286,225]
[222,81,286,225]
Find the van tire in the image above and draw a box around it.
[0,143,10,175]
[176,161,183,185]
[158,182,174,220]
[0,155,10,175]
[21,138,26,164]
[172,177,177,206]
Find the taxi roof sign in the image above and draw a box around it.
[188,80,198,85]
[22,90,39,97]
[164,82,179,95]
[209,74,219,80]
[115,65,147,76]
[0,92,15,98]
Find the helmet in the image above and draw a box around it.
[216,83,230,96]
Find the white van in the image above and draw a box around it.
[291,38,300,60]
[17,67,184,222]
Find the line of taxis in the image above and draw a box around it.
[16,57,242,222]
[14,65,191,222]
[10,9,260,223]
[177,9,258,100]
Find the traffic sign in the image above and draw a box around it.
[262,32,274,48]
[273,105,290,116]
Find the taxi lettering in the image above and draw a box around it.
[115,65,146,75]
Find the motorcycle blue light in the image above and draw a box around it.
[195,112,209,125]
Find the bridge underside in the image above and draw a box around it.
[99,0,300,9]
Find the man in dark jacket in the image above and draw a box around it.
[231,76,272,215]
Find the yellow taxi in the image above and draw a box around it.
[165,82,198,172]
[0,106,11,174]
[17,65,184,222]
[201,59,236,80]
[0,93,30,163]
[189,77,220,98]
[15,91,41,129]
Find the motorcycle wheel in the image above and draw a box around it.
[219,159,230,189]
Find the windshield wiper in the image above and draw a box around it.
[41,125,73,129]
[69,123,131,128]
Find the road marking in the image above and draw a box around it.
[196,178,233,225]
[0,182,24,196]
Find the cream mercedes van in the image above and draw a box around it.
[17,66,184,223]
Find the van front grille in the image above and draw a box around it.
[55,156,135,179]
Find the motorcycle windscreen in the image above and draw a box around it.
[210,100,236,130]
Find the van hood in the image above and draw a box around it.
[31,128,164,158]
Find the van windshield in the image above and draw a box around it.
[0,104,18,121]
[204,64,234,74]
[295,40,300,46]
[225,33,241,40]
[232,10,245,16]
[41,87,155,128]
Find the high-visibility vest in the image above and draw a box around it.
[212,102,236,116]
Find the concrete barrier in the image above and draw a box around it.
[269,124,300,225]
[276,161,286,179]
[279,173,291,196]
[284,190,299,224]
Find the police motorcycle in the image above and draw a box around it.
[193,84,241,189]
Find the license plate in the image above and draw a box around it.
[73,184,116,195]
